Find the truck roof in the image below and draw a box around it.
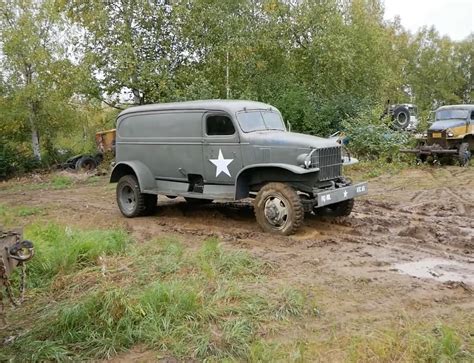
[436,104,474,111]
[118,99,279,118]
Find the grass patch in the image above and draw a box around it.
[0,204,45,227]
[1,228,311,361]
[15,206,42,217]
[347,323,473,362]
[0,203,15,226]
[345,159,412,180]
[24,223,130,287]
[0,173,96,193]
[51,175,74,189]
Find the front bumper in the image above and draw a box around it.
[315,182,368,208]
[400,146,458,156]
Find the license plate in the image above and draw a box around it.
[432,132,442,138]
[317,182,368,206]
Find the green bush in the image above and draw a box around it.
[0,142,41,178]
[342,108,414,161]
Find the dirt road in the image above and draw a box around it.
[1,165,473,357]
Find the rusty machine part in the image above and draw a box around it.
[0,228,35,318]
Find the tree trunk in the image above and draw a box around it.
[29,113,41,161]
[24,64,41,161]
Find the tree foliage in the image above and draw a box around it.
[0,0,472,173]
[0,0,81,162]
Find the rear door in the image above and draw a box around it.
[202,112,242,185]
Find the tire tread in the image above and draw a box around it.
[254,182,304,235]
[117,175,156,217]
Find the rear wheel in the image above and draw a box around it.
[116,175,157,217]
[254,182,304,235]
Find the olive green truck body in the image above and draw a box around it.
[110,100,368,235]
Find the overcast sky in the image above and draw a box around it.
[383,0,473,41]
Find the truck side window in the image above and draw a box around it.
[471,111,474,120]
[206,115,235,135]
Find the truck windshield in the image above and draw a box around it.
[436,109,469,120]
[237,111,285,132]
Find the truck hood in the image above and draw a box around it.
[246,131,339,149]
[429,119,466,131]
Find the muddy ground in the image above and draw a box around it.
[1,165,473,359]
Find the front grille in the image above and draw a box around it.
[311,146,342,181]
[427,131,447,148]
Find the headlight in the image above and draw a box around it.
[296,153,309,168]
[447,130,454,137]
[297,148,318,168]
[422,132,428,137]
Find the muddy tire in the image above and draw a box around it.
[458,142,471,167]
[75,156,97,171]
[116,175,157,217]
[328,198,354,217]
[254,182,304,235]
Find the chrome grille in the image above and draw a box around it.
[311,147,342,181]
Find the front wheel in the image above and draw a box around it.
[116,175,157,217]
[254,182,304,235]
[458,142,471,167]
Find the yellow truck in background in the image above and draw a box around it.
[402,104,473,166]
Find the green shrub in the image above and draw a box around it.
[0,141,40,178]
[343,108,414,161]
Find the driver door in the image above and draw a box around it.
[202,112,243,184]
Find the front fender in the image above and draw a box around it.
[237,163,319,177]
[234,163,319,199]
[110,161,156,193]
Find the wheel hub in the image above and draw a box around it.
[120,185,136,212]
[264,196,288,228]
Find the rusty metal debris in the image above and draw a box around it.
[0,228,35,325]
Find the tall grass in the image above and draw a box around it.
[24,223,130,287]
[1,229,312,361]
[347,324,472,362]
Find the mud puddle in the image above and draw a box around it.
[394,258,474,284]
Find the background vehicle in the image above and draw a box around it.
[401,104,474,166]
[110,100,368,235]
[380,101,419,131]
[61,129,116,171]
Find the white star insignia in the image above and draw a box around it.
[343,190,348,198]
[210,149,233,177]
